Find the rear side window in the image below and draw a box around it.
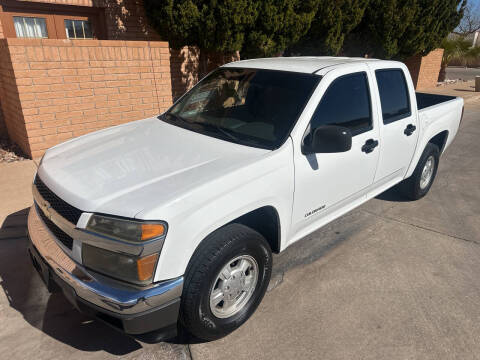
[375,69,411,124]
[311,72,372,135]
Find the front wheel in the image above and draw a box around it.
[180,223,272,341]
[399,143,440,200]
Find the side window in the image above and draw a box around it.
[375,69,411,124]
[13,16,48,38]
[311,72,372,135]
[64,19,93,39]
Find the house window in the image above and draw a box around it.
[13,16,48,38]
[64,19,93,39]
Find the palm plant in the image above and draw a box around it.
[439,36,480,80]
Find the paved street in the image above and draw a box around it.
[0,102,479,359]
[446,66,480,81]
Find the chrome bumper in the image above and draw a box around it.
[27,205,183,316]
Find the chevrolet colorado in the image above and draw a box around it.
[27,57,464,341]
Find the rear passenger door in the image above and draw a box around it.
[369,65,419,191]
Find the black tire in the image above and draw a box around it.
[179,223,272,341]
[399,142,440,200]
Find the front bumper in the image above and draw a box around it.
[27,205,183,336]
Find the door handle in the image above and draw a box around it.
[404,124,416,136]
[361,139,379,154]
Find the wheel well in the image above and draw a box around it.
[428,131,448,153]
[229,206,281,254]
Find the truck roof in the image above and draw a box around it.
[222,56,386,74]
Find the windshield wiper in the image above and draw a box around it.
[191,121,242,143]
[162,114,270,149]
[163,112,189,124]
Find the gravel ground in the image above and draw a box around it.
[0,136,28,163]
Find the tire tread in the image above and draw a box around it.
[180,223,271,340]
[400,142,440,200]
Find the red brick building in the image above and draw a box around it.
[0,0,160,41]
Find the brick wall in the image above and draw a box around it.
[0,41,6,137]
[0,12,4,39]
[0,107,7,138]
[405,48,444,90]
[169,46,200,100]
[0,39,30,151]
[170,47,240,100]
[102,0,161,41]
[0,38,172,158]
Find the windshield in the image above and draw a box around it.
[162,68,320,149]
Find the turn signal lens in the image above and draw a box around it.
[137,253,159,281]
[141,224,165,241]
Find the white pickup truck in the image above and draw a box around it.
[27,57,464,341]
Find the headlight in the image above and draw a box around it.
[86,215,166,243]
[82,243,158,284]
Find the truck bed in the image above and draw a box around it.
[416,92,456,111]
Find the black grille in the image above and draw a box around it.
[36,204,74,250]
[34,175,83,224]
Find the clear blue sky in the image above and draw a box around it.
[469,0,480,10]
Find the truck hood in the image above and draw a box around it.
[37,117,269,218]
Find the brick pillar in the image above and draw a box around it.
[404,49,444,90]
[0,107,6,138]
[170,47,240,101]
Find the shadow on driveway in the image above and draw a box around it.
[375,186,412,202]
[0,208,142,356]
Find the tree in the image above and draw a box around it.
[144,0,319,66]
[442,36,480,63]
[241,0,319,58]
[143,0,258,74]
[454,2,480,35]
[358,0,417,58]
[400,0,467,57]
[354,0,466,59]
[290,0,370,56]
[438,36,480,80]
[144,0,467,69]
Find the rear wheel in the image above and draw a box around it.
[400,143,440,200]
[180,223,272,341]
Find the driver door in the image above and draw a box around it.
[289,66,381,243]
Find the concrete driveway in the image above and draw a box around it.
[0,104,479,359]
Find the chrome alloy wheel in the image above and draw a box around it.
[420,155,435,190]
[209,255,259,319]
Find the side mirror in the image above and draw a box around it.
[303,125,352,154]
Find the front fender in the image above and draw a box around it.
[141,141,295,282]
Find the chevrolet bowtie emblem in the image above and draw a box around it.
[41,201,53,220]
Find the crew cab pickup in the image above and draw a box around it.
[27,57,464,341]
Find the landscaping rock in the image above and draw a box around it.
[0,137,27,163]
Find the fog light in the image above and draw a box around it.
[82,243,158,284]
